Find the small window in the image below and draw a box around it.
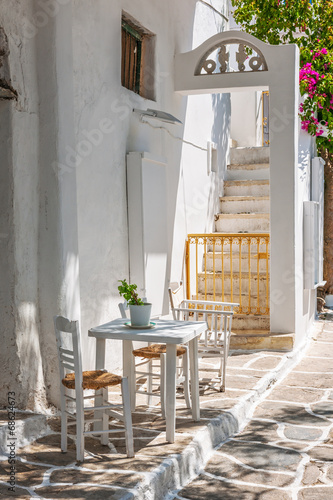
[121,13,155,100]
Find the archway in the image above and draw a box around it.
[175,31,300,338]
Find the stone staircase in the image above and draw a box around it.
[199,146,293,350]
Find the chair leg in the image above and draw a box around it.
[76,388,85,462]
[182,352,191,409]
[101,387,109,445]
[60,385,68,453]
[147,359,153,406]
[160,353,166,419]
[121,377,134,458]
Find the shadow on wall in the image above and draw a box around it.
[0,100,16,407]
[207,92,231,225]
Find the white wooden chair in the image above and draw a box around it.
[54,315,134,461]
[168,284,238,392]
[118,302,191,416]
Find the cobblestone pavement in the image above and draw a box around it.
[0,322,328,499]
[172,322,333,500]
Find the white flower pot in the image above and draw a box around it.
[129,303,152,327]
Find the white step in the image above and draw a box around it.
[224,180,270,197]
[230,146,270,165]
[227,163,270,181]
[220,195,270,214]
[198,272,269,296]
[215,213,270,232]
[205,252,269,273]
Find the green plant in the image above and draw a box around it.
[118,279,144,306]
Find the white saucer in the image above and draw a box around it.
[124,321,156,329]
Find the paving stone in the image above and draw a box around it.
[82,454,163,472]
[225,374,261,390]
[283,425,323,441]
[19,434,77,466]
[298,486,333,499]
[234,419,280,443]
[317,331,333,342]
[308,445,333,461]
[281,372,333,389]
[246,356,282,371]
[253,402,330,427]
[266,386,323,404]
[274,441,309,452]
[227,352,263,368]
[36,484,133,499]
[295,357,333,373]
[311,401,333,418]
[50,467,141,488]
[302,461,324,485]
[305,343,333,358]
[0,460,47,487]
[326,463,333,481]
[0,483,32,498]
[220,440,301,471]
[179,475,292,500]
[206,454,294,487]
[137,433,194,457]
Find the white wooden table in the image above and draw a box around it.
[88,318,207,443]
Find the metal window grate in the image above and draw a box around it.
[122,21,142,94]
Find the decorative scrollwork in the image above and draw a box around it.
[195,39,268,76]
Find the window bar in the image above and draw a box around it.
[230,236,233,303]
[257,237,260,314]
[213,237,216,301]
[239,236,242,313]
[204,237,207,300]
[221,236,225,302]
[195,237,198,300]
[265,237,269,314]
[185,238,190,300]
[248,237,251,314]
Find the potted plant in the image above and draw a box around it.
[118,279,152,327]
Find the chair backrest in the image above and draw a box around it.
[118,301,129,319]
[53,315,83,389]
[168,282,185,319]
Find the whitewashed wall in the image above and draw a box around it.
[0,0,230,409]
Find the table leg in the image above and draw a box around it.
[165,344,177,443]
[123,340,135,412]
[94,338,106,433]
[189,337,200,422]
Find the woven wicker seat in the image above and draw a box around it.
[62,370,122,390]
[132,344,187,359]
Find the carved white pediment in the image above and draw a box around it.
[195,39,268,76]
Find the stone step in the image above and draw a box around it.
[197,272,269,295]
[224,180,270,197]
[207,238,270,253]
[215,213,270,232]
[220,195,270,214]
[204,251,269,273]
[232,314,270,330]
[195,292,269,309]
[226,163,270,181]
[230,331,294,351]
[230,146,270,165]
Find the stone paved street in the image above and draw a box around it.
[173,322,333,500]
[0,321,330,499]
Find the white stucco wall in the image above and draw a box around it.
[0,0,230,409]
